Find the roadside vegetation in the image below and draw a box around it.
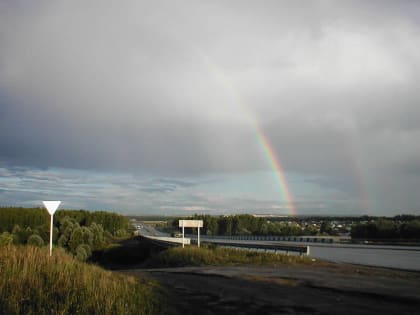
[0,245,164,315]
[145,244,315,268]
[0,207,130,261]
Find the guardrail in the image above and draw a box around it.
[202,239,309,256]
[186,234,348,243]
[141,235,191,248]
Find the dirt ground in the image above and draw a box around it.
[125,265,420,315]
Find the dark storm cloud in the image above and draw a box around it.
[0,0,263,173]
[1,1,420,213]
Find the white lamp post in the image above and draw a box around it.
[42,201,61,256]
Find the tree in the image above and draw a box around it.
[218,217,232,235]
[320,222,332,235]
[375,219,397,238]
[400,220,420,239]
[0,207,48,233]
[89,223,106,250]
[205,216,218,236]
[58,217,80,249]
[69,227,93,254]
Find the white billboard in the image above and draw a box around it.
[179,220,203,228]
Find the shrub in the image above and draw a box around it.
[69,226,93,253]
[115,228,129,238]
[89,222,107,250]
[75,245,88,261]
[12,224,33,244]
[0,232,13,246]
[27,234,44,247]
[75,244,92,261]
[57,234,68,247]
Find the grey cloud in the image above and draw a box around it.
[1,1,420,214]
[0,166,286,214]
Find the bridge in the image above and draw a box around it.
[137,223,310,255]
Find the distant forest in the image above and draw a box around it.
[172,214,420,240]
[351,218,420,240]
[0,207,129,261]
[172,214,340,237]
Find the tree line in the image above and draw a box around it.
[172,214,420,239]
[172,214,329,236]
[0,207,129,261]
[351,219,420,239]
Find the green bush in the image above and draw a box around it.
[27,234,44,247]
[115,228,129,238]
[75,245,88,261]
[69,226,93,253]
[89,222,106,249]
[0,232,13,246]
[75,244,92,261]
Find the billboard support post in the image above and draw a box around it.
[182,220,185,248]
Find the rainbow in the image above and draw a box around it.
[196,51,297,215]
[253,123,297,215]
[347,135,372,215]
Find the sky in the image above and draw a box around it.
[1,0,420,215]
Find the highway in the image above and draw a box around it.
[133,221,191,245]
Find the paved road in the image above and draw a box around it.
[132,221,168,237]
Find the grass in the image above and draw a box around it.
[145,244,317,268]
[0,245,164,315]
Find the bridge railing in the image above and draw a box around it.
[200,239,309,256]
[141,234,191,247]
[186,234,345,243]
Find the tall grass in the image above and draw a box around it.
[146,245,316,268]
[0,245,163,314]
